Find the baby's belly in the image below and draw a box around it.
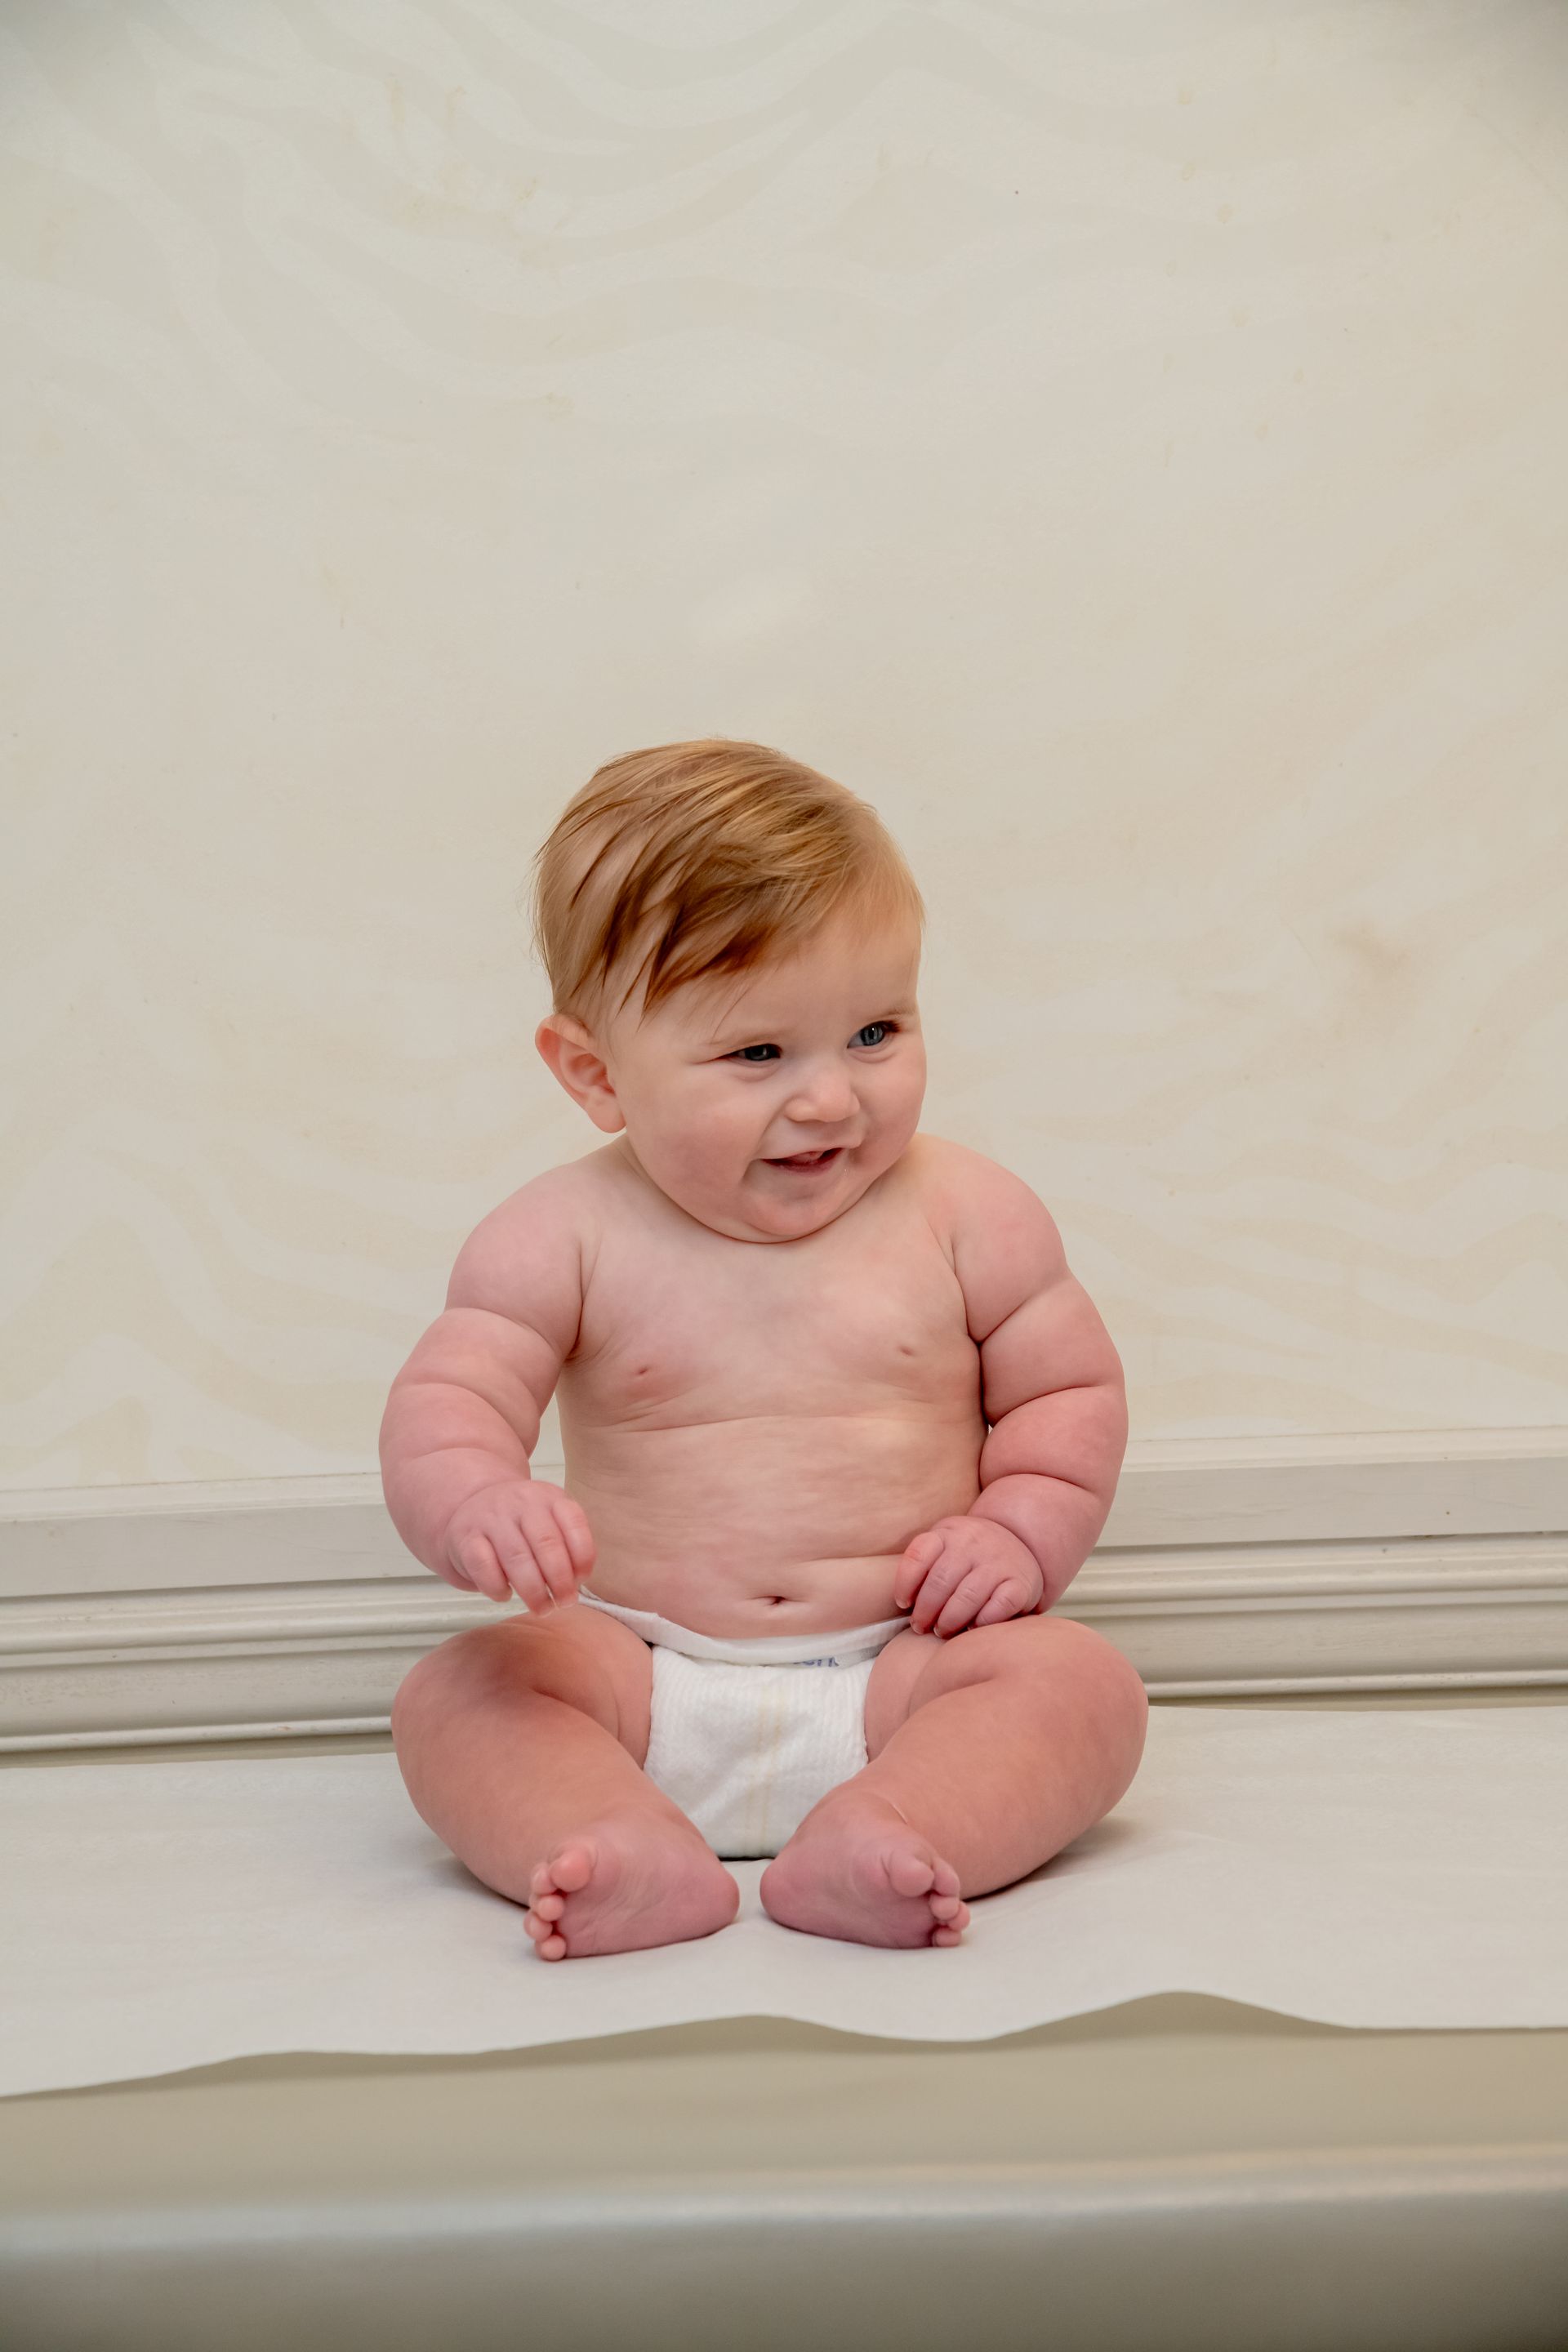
[586,1548,915,1638]
[564,1408,985,1638]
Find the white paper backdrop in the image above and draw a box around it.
[4,1705,1565,2097]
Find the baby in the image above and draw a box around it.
[381,739,1147,1959]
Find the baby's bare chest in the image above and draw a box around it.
[568,1210,978,1432]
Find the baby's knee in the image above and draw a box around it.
[1052,1621,1150,1811]
[1057,1617,1147,1742]
[1004,1615,1148,1754]
[391,1630,470,1753]
[390,1619,530,1749]
[1075,1618,1147,1722]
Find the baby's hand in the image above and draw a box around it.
[893,1516,1044,1637]
[443,1479,595,1612]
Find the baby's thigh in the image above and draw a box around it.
[863,1615,1147,1765]
[391,1601,653,1765]
[862,1624,945,1757]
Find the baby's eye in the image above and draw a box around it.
[726,1022,898,1063]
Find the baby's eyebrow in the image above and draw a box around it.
[705,1001,914,1050]
[699,1012,772,1049]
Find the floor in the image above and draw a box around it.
[4,1692,1566,2350]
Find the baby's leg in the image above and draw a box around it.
[760,1616,1147,1948]
[391,1606,738,1960]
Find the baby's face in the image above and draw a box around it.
[553,909,925,1244]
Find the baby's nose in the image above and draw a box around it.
[785,1065,858,1122]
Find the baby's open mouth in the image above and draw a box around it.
[766,1147,842,1171]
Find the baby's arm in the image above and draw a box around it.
[895,1150,1127,1635]
[378,1176,595,1608]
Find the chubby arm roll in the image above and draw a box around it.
[379,1174,586,1584]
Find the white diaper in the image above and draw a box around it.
[579,1591,910,1860]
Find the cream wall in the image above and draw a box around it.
[2,0,1566,1492]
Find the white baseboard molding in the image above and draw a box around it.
[2,1432,1566,1749]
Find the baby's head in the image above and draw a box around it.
[530,738,926,1244]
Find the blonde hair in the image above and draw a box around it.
[528,738,924,1029]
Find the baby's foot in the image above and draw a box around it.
[523,1806,739,1961]
[759,1793,971,1949]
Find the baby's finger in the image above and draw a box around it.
[533,1524,582,1599]
[909,1548,972,1631]
[456,1534,510,1604]
[494,1539,555,1613]
[553,1499,595,1578]
[973,1579,1031,1628]
[893,1535,940,1610]
[522,1521,579,1605]
[933,1568,995,1637]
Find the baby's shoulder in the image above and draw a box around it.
[448,1152,614,1319]
[904,1135,1064,1309]
[905,1132,1049,1231]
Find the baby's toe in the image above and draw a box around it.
[885,1848,938,1900]
[929,1891,964,1922]
[524,1899,570,1958]
[544,1840,597,1895]
[932,1925,963,1948]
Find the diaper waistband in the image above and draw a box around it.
[578,1589,909,1668]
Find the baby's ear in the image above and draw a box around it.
[534,1015,624,1133]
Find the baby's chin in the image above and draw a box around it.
[621,1129,907,1241]
[739,1150,879,1239]
[671,1154,872,1243]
